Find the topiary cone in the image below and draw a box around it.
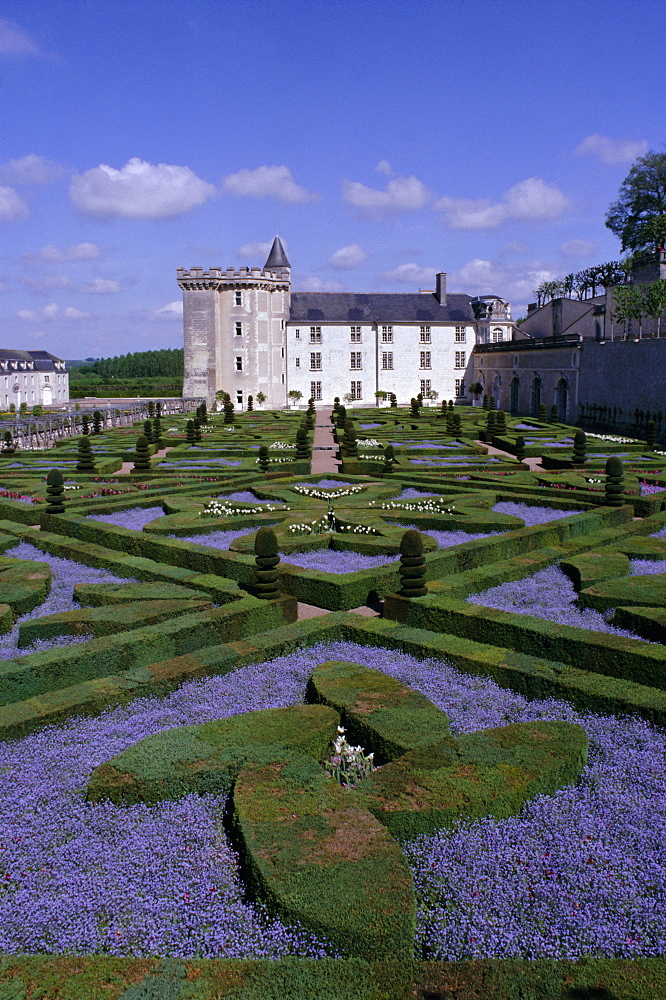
[495,410,507,435]
[398,529,427,598]
[646,420,656,452]
[452,413,462,435]
[45,468,66,514]
[258,445,269,472]
[143,419,154,444]
[382,444,395,474]
[604,456,625,506]
[76,436,97,474]
[515,435,526,461]
[295,426,310,460]
[253,527,280,599]
[132,435,151,474]
[345,427,358,458]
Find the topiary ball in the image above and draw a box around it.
[254,526,278,559]
[399,529,423,558]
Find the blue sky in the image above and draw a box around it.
[0,0,663,360]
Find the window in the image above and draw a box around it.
[420,379,431,396]
[420,326,431,343]
[310,326,322,343]
[310,380,322,401]
[350,326,361,342]
[455,326,466,342]
[419,351,431,369]
[236,390,243,405]
[455,379,465,397]
[44,375,49,383]
[455,351,466,369]
[235,356,243,371]
[310,352,322,370]
[492,327,504,342]
[281,347,284,358]
[381,325,393,343]
[234,291,242,306]
[350,352,362,370]
[295,329,300,339]
[295,358,300,368]
[281,373,285,383]
[381,352,393,370]
[235,322,242,336]
[350,381,362,400]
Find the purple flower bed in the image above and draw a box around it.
[279,548,397,573]
[386,523,502,549]
[219,491,284,505]
[630,559,666,576]
[174,526,276,551]
[410,459,499,467]
[1,542,135,661]
[0,640,663,960]
[491,502,583,525]
[651,526,666,539]
[515,423,541,430]
[641,483,666,496]
[88,506,165,530]
[159,461,242,468]
[398,489,439,499]
[360,423,382,429]
[468,564,646,640]
[295,479,353,489]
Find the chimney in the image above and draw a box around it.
[435,272,447,305]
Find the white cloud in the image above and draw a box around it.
[296,277,344,292]
[559,238,597,259]
[70,157,215,219]
[238,240,276,259]
[222,166,318,204]
[574,134,649,165]
[18,303,90,321]
[436,178,571,230]
[342,174,431,219]
[0,17,42,57]
[151,300,183,320]
[381,263,436,286]
[450,257,560,316]
[0,185,29,222]
[375,160,393,176]
[28,242,104,262]
[79,278,120,294]
[328,244,368,269]
[0,154,65,185]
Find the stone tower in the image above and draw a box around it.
[178,236,291,407]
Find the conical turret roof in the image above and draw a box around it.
[264,235,290,270]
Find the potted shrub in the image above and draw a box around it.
[288,389,303,408]
[256,391,266,409]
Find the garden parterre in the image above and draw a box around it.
[0,403,664,996]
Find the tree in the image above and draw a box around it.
[645,279,666,337]
[605,151,666,253]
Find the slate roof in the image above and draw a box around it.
[288,291,476,324]
[0,349,64,370]
[264,236,290,270]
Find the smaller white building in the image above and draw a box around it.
[0,350,69,409]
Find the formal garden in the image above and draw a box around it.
[0,396,664,998]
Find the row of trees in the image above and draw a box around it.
[533,261,628,307]
[612,279,666,338]
[74,349,184,379]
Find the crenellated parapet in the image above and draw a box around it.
[177,266,290,292]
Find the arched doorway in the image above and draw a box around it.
[12,384,21,408]
[510,376,520,414]
[531,376,541,417]
[492,373,501,406]
[556,378,568,422]
[42,385,52,406]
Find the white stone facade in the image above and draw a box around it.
[0,350,69,409]
[179,239,514,408]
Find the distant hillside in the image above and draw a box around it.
[68,349,184,398]
[73,349,183,379]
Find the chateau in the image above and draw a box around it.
[0,350,69,409]
[178,238,515,408]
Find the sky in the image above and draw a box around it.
[0,0,664,361]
